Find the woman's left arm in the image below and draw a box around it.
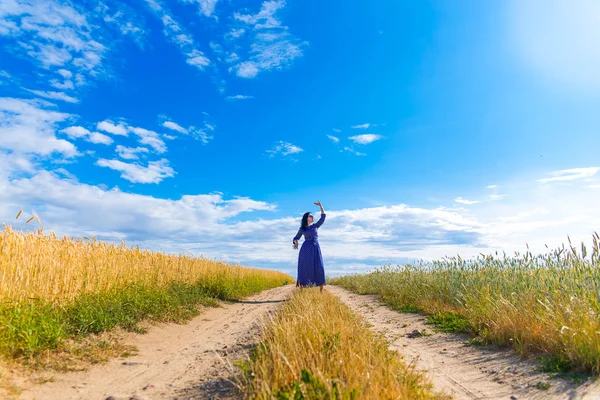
[314,200,326,228]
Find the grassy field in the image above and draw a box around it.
[0,224,293,361]
[330,236,600,375]
[243,287,449,400]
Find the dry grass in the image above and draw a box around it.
[244,288,449,399]
[331,235,600,374]
[0,222,293,360]
[0,225,291,304]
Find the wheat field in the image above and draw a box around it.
[0,220,292,358]
[331,235,600,375]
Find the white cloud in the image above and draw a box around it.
[343,146,366,156]
[332,128,341,133]
[58,69,72,79]
[88,132,113,145]
[267,141,303,157]
[537,167,600,183]
[186,49,210,69]
[351,123,372,129]
[97,120,128,136]
[455,197,480,205]
[144,0,210,71]
[161,116,215,144]
[98,119,170,152]
[162,120,188,134]
[26,90,78,103]
[50,78,75,90]
[96,158,175,184]
[227,28,245,38]
[226,94,254,100]
[0,0,112,87]
[232,0,306,79]
[235,62,260,78]
[0,70,11,85]
[486,185,498,189]
[2,163,600,275]
[0,170,276,244]
[61,126,90,139]
[348,134,383,145]
[97,2,147,47]
[327,135,339,143]
[183,0,219,17]
[61,126,113,145]
[0,97,77,157]
[509,0,600,91]
[128,126,167,153]
[115,145,150,160]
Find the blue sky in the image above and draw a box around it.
[1,0,600,276]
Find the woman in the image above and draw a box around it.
[293,200,326,292]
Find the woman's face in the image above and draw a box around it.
[307,214,314,224]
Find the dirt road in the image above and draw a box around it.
[18,284,600,399]
[328,285,600,400]
[21,285,294,400]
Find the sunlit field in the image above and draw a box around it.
[331,236,600,374]
[243,287,448,400]
[0,221,293,358]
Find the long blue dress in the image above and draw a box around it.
[293,213,326,287]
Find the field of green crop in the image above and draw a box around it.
[331,235,600,374]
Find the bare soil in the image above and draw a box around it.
[19,285,293,400]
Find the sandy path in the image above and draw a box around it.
[21,285,294,400]
[328,285,600,400]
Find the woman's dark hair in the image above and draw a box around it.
[301,212,312,229]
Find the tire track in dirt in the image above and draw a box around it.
[328,285,600,400]
[21,285,294,400]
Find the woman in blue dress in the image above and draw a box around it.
[293,200,326,292]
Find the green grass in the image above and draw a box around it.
[426,312,471,334]
[330,235,600,375]
[0,278,289,359]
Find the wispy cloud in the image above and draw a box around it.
[144,0,210,71]
[537,167,600,183]
[348,134,383,145]
[96,158,175,184]
[232,0,307,78]
[327,135,340,143]
[267,141,303,157]
[226,94,254,100]
[486,185,498,189]
[116,145,150,160]
[343,146,366,156]
[351,123,372,129]
[128,126,166,153]
[96,1,147,47]
[182,0,219,17]
[97,120,128,136]
[26,89,79,103]
[332,128,341,133]
[0,0,106,81]
[161,116,216,144]
[61,126,113,145]
[97,119,169,152]
[455,197,479,205]
[162,120,187,134]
